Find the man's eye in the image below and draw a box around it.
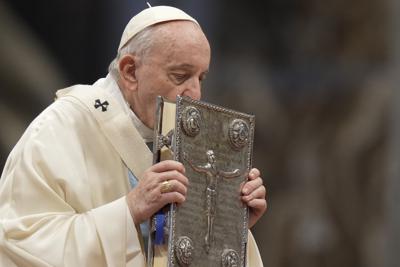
[171,73,188,83]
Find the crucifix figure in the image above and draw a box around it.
[184,150,241,253]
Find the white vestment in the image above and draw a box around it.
[0,75,263,266]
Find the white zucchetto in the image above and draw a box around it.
[118,6,198,51]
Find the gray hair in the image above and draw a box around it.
[108,25,157,80]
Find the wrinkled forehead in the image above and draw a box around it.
[139,20,210,68]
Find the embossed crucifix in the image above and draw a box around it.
[184,150,241,253]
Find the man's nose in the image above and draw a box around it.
[181,78,201,100]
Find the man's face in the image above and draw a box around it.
[130,21,211,129]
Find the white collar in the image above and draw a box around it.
[93,74,154,143]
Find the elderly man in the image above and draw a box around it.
[0,5,266,267]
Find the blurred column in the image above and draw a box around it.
[386,0,400,266]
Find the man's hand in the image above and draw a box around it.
[241,168,267,228]
[126,160,188,225]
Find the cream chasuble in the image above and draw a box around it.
[0,75,263,266]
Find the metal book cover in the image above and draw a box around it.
[148,96,255,267]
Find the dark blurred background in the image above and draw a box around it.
[1,0,399,266]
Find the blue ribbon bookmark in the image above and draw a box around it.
[154,210,165,245]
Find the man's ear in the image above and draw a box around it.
[118,54,138,91]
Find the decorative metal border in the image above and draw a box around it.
[166,96,255,267]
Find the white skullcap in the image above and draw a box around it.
[118,6,198,52]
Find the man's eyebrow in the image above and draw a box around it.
[168,64,209,75]
[168,64,195,70]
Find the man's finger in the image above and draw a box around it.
[242,185,266,202]
[157,170,189,186]
[247,198,267,212]
[161,191,186,205]
[150,160,186,173]
[242,177,264,195]
[248,168,260,180]
[158,179,188,196]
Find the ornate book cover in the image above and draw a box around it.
[149,96,255,267]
